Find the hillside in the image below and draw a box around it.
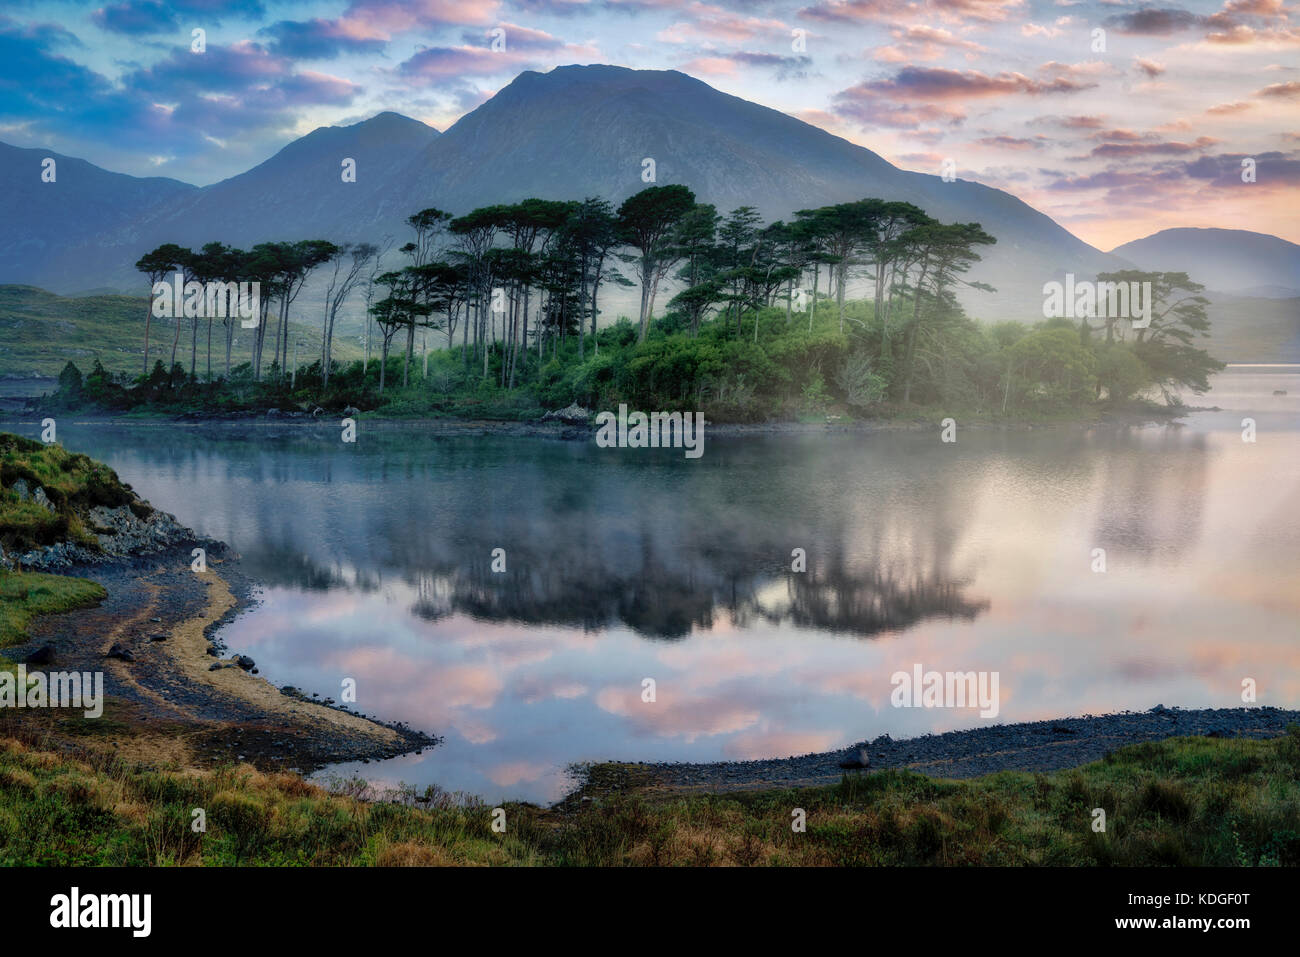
[0,285,364,379]
[1111,228,1300,298]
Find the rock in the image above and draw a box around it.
[266,408,281,418]
[1150,704,1169,714]
[1050,724,1076,735]
[235,655,256,671]
[206,643,218,656]
[106,643,134,662]
[541,402,590,425]
[11,479,30,501]
[342,405,361,418]
[838,747,871,769]
[23,645,54,666]
[31,486,56,513]
[311,406,325,417]
[149,633,169,642]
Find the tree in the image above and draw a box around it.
[369,269,430,395]
[321,243,379,390]
[400,209,452,386]
[134,244,186,378]
[449,207,502,377]
[795,201,880,333]
[896,221,996,403]
[567,197,622,355]
[616,184,695,341]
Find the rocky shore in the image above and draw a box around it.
[3,547,436,772]
[577,706,1300,798]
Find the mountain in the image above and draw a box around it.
[0,64,1215,321]
[6,112,440,292]
[0,142,196,292]
[1110,228,1300,298]
[406,65,1122,318]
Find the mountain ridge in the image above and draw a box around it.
[0,65,1287,325]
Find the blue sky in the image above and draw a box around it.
[0,0,1296,248]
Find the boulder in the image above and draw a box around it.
[541,402,591,425]
[838,747,871,769]
[23,645,54,666]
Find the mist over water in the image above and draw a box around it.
[25,366,1300,803]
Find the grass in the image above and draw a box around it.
[0,571,106,648]
[0,727,1296,866]
[0,284,363,379]
[0,431,144,554]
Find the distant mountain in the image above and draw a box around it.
[0,142,195,291]
[1111,228,1300,298]
[6,65,1285,328]
[5,112,440,292]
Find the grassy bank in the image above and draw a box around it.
[0,432,117,647]
[0,573,105,648]
[1,728,1296,866]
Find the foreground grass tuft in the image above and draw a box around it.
[0,571,106,647]
[0,728,1297,866]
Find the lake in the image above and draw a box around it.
[15,365,1300,803]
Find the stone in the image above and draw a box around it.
[24,645,54,666]
[541,402,591,425]
[106,643,134,662]
[838,747,871,769]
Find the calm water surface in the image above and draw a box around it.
[21,366,1300,802]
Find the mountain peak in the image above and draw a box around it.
[353,111,440,136]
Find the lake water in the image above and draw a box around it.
[14,365,1300,803]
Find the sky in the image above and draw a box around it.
[0,0,1296,250]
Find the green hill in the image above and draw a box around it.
[0,284,364,379]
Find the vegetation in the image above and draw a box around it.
[0,728,1295,866]
[31,190,1222,423]
[0,573,105,648]
[0,432,146,555]
[0,285,360,380]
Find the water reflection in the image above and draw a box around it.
[15,366,1297,803]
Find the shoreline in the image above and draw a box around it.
[2,546,435,773]
[5,551,1294,800]
[0,404,1202,440]
[571,706,1300,802]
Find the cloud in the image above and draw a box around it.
[1206,100,1252,113]
[1105,7,1204,36]
[1134,57,1165,77]
[1255,80,1300,97]
[259,19,388,59]
[339,0,500,34]
[91,1,178,35]
[860,66,1095,99]
[92,0,266,35]
[1089,135,1220,157]
[684,51,813,79]
[657,2,786,44]
[871,24,987,61]
[397,26,598,82]
[976,135,1043,149]
[801,0,1023,23]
